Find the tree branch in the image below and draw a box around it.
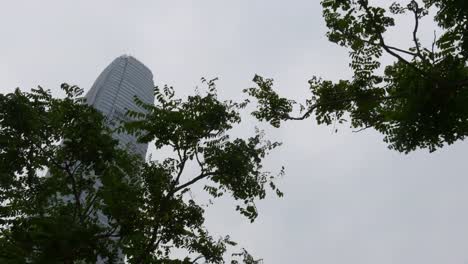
[191,255,204,263]
[385,44,418,57]
[83,192,99,219]
[410,0,428,62]
[352,125,372,133]
[172,172,216,194]
[194,145,205,174]
[134,222,162,264]
[95,225,120,239]
[360,1,428,77]
[173,149,188,188]
[353,34,417,56]
[412,2,421,55]
[64,162,82,222]
[286,95,401,121]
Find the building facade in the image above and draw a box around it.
[85,55,155,158]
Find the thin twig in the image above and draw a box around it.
[352,125,372,133]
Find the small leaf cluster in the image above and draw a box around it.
[243,75,295,128]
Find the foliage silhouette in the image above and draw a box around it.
[0,81,279,263]
[246,0,468,153]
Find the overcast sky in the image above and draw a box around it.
[2,1,468,263]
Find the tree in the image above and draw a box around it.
[0,81,281,263]
[246,0,468,153]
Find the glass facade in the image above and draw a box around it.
[85,55,155,158]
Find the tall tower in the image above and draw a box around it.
[86,55,155,158]
[85,55,154,263]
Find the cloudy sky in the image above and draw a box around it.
[2,1,468,263]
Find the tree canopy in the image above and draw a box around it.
[246,0,468,153]
[0,81,281,263]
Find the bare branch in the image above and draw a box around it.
[431,30,437,62]
[194,145,205,173]
[411,1,423,59]
[352,125,372,133]
[173,149,188,187]
[286,95,402,121]
[173,172,216,194]
[385,44,418,57]
[191,255,204,263]
[64,163,82,222]
[354,35,417,56]
[95,225,120,239]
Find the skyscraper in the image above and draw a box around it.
[86,55,155,263]
[42,55,153,263]
[85,55,155,158]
